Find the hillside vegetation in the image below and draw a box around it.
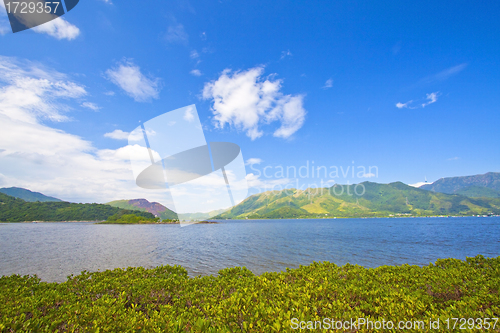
[0,193,155,222]
[0,255,498,332]
[216,182,500,219]
[421,172,500,198]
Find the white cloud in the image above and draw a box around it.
[202,66,307,140]
[396,100,412,109]
[0,56,174,206]
[323,78,333,89]
[360,173,375,178]
[447,157,460,161]
[32,17,80,40]
[190,50,200,59]
[0,1,79,40]
[104,129,155,141]
[419,63,467,84]
[0,56,86,123]
[422,92,439,107]
[183,105,195,122]
[165,23,188,44]
[104,91,115,96]
[190,69,202,76]
[245,158,262,166]
[81,102,101,111]
[104,129,129,140]
[280,50,292,60]
[396,92,440,109]
[105,60,160,102]
[409,181,429,188]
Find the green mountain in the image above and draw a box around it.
[107,199,177,220]
[421,172,500,198]
[216,181,500,219]
[455,186,500,198]
[0,193,155,222]
[0,187,62,202]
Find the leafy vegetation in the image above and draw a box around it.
[0,193,155,222]
[455,186,500,198]
[216,182,500,219]
[0,187,62,202]
[0,255,499,332]
[97,213,179,224]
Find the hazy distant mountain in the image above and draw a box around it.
[107,199,178,220]
[0,193,155,222]
[216,181,500,219]
[179,209,228,221]
[421,172,500,198]
[0,187,62,202]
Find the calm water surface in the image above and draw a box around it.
[1,217,499,282]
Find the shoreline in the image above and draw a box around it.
[0,215,498,223]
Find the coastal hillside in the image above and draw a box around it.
[216,181,500,219]
[106,199,178,220]
[421,172,500,198]
[0,193,155,222]
[0,187,62,202]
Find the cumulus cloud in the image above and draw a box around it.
[245,158,262,166]
[104,129,129,140]
[32,17,80,40]
[202,66,307,140]
[0,56,173,205]
[104,129,155,141]
[165,23,188,44]
[105,60,160,102]
[81,102,101,111]
[0,56,86,123]
[323,78,333,89]
[190,69,202,76]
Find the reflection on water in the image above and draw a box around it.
[0,217,499,282]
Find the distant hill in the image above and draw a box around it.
[215,181,500,219]
[107,199,178,220]
[0,187,62,202]
[421,172,500,198]
[0,193,155,222]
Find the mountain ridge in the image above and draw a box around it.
[421,172,500,197]
[0,187,62,202]
[215,181,500,219]
[106,199,178,220]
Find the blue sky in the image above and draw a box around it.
[0,0,499,206]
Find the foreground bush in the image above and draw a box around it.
[0,255,499,332]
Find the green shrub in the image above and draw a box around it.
[0,255,499,332]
